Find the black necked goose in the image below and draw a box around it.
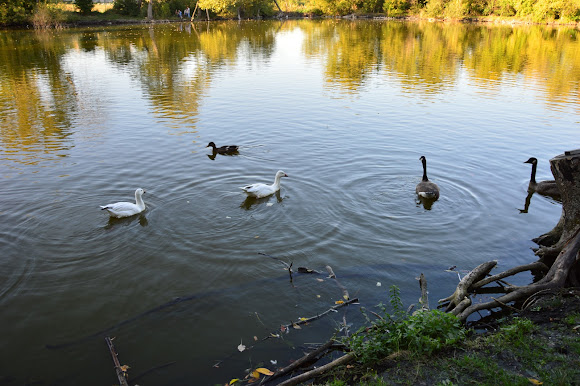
[416,156,440,200]
[524,157,560,199]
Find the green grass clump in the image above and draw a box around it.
[346,286,466,365]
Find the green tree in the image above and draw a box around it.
[75,0,94,14]
[0,0,35,24]
[383,0,411,16]
[113,0,141,15]
[198,0,235,14]
[197,0,274,17]
[317,0,360,15]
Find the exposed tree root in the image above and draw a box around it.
[441,229,580,322]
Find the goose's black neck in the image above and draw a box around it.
[529,162,537,184]
[422,158,429,182]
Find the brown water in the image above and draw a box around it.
[0,20,578,384]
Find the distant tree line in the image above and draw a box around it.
[1,0,579,25]
[315,0,580,21]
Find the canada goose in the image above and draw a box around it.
[100,188,146,218]
[241,170,288,198]
[524,157,560,199]
[416,156,440,200]
[206,142,239,154]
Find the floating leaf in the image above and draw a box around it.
[255,368,274,376]
[299,317,308,321]
[316,278,324,282]
[280,325,286,333]
[292,323,302,329]
[335,300,345,305]
[229,378,240,385]
[376,282,382,287]
[528,379,543,385]
[270,359,277,365]
[251,370,260,379]
[343,295,349,300]
[253,336,258,341]
[237,339,246,352]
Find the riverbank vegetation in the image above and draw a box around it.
[1,0,579,27]
[316,288,580,385]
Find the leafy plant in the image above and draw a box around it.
[499,317,535,341]
[346,285,467,365]
[564,312,580,326]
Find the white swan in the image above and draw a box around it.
[416,156,440,200]
[241,170,288,198]
[100,188,146,218]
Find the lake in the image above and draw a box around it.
[0,19,578,385]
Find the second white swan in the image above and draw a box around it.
[241,170,288,198]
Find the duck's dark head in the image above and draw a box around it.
[206,142,216,149]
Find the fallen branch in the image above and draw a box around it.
[277,352,356,386]
[326,265,350,300]
[213,298,358,369]
[261,340,336,384]
[418,273,429,311]
[105,337,129,386]
[281,298,359,331]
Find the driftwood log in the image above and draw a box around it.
[441,149,580,322]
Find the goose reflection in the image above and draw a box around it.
[518,189,561,214]
[104,213,148,229]
[416,195,436,210]
[240,190,283,210]
[518,191,534,214]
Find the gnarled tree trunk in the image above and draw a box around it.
[441,149,580,322]
[535,150,580,269]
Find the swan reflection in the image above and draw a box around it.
[104,213,148,229]
[240,190,283,210]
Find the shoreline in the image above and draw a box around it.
[4,13,580,30]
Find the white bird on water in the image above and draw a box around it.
[241,170,288,198]
[100,188,146,218]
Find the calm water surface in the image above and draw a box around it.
[0,19,578,384]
